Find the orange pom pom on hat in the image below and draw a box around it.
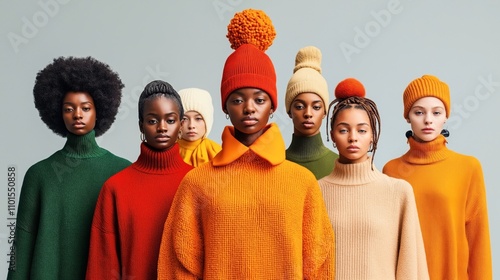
[221,9,277,110]
[403,74,450,119]
[334,77,366,99]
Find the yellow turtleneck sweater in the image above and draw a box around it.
[319,158,429,280]
[178,137,221,167]
[157,123,335,279]
[383,135,491,279]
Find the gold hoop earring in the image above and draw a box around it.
[140,133,146,142]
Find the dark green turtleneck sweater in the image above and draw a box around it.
[8,130,130,280]
[286,133,339,179]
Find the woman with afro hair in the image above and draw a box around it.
[7,56,131,280]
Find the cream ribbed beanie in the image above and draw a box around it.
[178,88,214,137]
[285,46,329,113]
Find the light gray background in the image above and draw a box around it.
[1,0,498,277]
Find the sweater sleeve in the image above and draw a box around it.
[302,179,335,279]
[157,179,203,280]
[395,181,429,280]
[464,158,492,279]
[86,182,121,279]
[7,166,41,280]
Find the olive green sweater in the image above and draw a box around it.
[286,133,338,179]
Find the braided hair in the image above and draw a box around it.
[326,78,381,168]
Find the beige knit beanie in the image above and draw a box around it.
[178,88,214,137]
[285,46,329,113]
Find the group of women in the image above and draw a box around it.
[9,8,491,280]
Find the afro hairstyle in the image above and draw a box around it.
[33,56,124,137]
[138,80,184,123]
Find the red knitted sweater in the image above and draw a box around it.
[86,142,193,280]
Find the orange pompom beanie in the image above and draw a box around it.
[334,78,366,99]
[221,9,277,110]
[403,75,450,118]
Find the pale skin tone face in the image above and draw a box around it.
[181,111,206,142]
[289,92,326,137]
[139,96,181,151]
[224,88,273,147]
[62,91,96,136]
[330,107,372,164]
[407,97,447,142]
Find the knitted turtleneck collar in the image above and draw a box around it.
[403,134,452,165]
[61,130,105,158]
[212,123,285,166]
[327,158,380,186]
[178,138,202,150]
[286,133,331,162]
[133,142,187,174]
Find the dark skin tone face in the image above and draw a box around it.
[62,91,96,136]
[224,88,274,146]
[139,96,181,151]
[289,92,326,137]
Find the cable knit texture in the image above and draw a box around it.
[383,135,492,279]
[157,123,335,279]
[286,133,338,179]
[178,138,221,167]
[319,159,429,280]
[7,131,130,280]
[86,142,192,280]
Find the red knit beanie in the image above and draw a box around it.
[221,9,277,110]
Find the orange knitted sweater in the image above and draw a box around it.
[383,135,491,279]
[157,123,335,279]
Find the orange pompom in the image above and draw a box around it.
[334,78,366,99]
[226,9,276,51]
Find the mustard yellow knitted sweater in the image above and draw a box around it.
[158,123,335,279]
[383,135,491,279]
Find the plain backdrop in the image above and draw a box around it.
[1,0,499,277]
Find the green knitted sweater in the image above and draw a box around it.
[286,133,338,179]
[7,130,130,280]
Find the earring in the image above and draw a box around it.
[441,129,450,137]
[225,114,229,120]
[405,130,413,139]
[140,133,146,142]
[270,112,274,119]
[333,142,336,148]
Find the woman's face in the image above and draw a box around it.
[224,88,273,145]
[181,110,206,142]
[407,97,447,142]
[62,91,96,136]
[140,96,181,151]
[330,107,372,164]
[289,92,325,137]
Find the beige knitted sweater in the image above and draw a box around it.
[319,159,429,280]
